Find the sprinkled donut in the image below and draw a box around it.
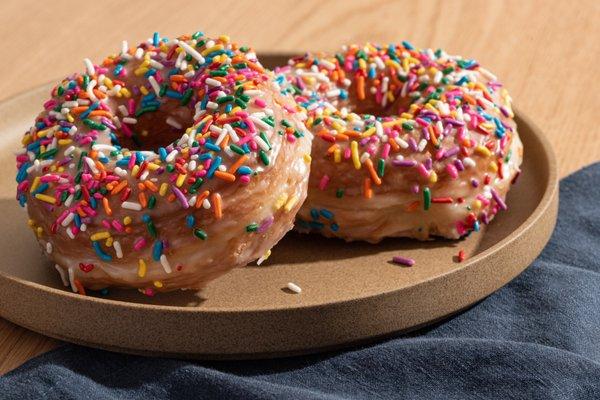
[15,32,312,294]
[276,42,522,242]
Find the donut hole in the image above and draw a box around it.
[115,100,194,151]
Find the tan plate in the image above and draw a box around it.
[0,55,558,359]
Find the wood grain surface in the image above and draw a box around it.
[0,0,598,374]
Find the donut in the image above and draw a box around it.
[276,42,522,242]
[15,32,312,294]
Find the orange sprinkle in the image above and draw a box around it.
[363,178,373,199]
[110,180,128,195]
[214,170,236,182]
[228,155,248,174]
[195,190,210,209]
[247,61,265,73]
[212,193,223,219]
[144,181,158,192]
[88,110,113,118]
[356,75,366,100]
[70,106,89,115]
[139,192,148,208]
[74,279,86,296]
[365,159,382,185]
[102,197,112,216]
[167,194,176,203]
[405,200,420,212]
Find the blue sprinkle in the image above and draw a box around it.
[144,69,157,78]
[136,151,145,163]
[74,214,82,228]
[16,162,30,183]
[339,90,348,100]
[237,166,252,175]
[18,193,27,207]
[473,221,480,232]
[159,147,167,161]
[152,240,163,261]
[224,104,233,113]
[142,214,151,223]
[80,101,99,119]
[152,32,160,47]
[99,157,109,164]
[319,209,334,220]
[186,215,195,228]
[207,156,222,178]
[93,241,112,261]
[310,209,319,220]
[402,41,414,50]
[309,221,325,230]
[35,122,46,129]
[114,64,123,75]
[204,142,221,152]
[198,153,213,161]
[116,158,130,167]
[89,197,97,209]
[330,223,339,232]
[32,183,49,196]
[27,141,41,151]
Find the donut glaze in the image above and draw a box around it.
[277,42,522,242]
[16,32,312,294]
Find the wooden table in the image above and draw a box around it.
[1,0,598,374]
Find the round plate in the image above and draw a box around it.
[0,56,558,359]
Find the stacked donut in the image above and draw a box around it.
[15,35,522,293]
[276,42,522,242]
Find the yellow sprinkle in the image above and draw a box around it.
[58,139,72,146]
[284,195,299,212]
[37,129,50,138]
[362,127,376,137]
[201,44,224,56]
[134,67,149,76]
[131,165,140,176]
[351,141,361,169]
[123,216,132,225]
[147,163,160,171]
[30,176,41,193]
[274,193,288,210]
[473,200,482,210]
[120,88,131,98]
[153,281,163,288]
[21,135,32,146]
[475,145,492,157]
[66,114,75,123]
[105,237,114,247]
[334,148,342,163]
[219,35,230,43]
[489,161,498,172]
[139,85,149,95]
[331,121,344,132]
[36,227,43,237]
[35,194,56,204]
[138,259,147,278]
[429,170,438,183]
[159,183,169,196]
[176,174,186,187]
[103,77,114,89]
[303,154,312,164]
[27,219,35,227]
[90,231,111,241]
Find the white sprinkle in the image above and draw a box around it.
[122,117,137,124]
[84,157,99,174]
[165,150,178,163]
[418,139,428,152]
[134,47,144,59]
[188,195,197,207]
[463,157,476,168]
[148,59,164,70]
[375,121,384,137]
[178,40,205,64]
[86,80,98,102]
[55,264,69,287]
[326,88,341,98]
[46,242,53,254]
[166,116,182,129]
[202,198,211,209]
[66,227,76,239]
[205,77,222,87]
[64,146,76,157]
[206,101,219,110]
[92,144,117,152]
[113,241,123,259]
[249,115,270,130]
[80,223,87,232]
[395,137,409,149]
[83,58,95,76]
[121,40,129,55]
[118,105,129,116]
[148,75,161,96]
[61,212,75,227]
[114,167,127,177]
[160,254,173,274]
[67,267,77,292]
[121,201,142,211]
[286,282,302,294]
[64,194,74,207]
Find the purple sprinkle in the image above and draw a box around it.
[392,256,415,267]
[490,188,507,211]
[392,159,417,167]
[171,186,189,209]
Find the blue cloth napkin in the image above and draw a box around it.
[1,163,599,400]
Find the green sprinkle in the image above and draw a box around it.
[246,223,258,232]
[181,89,193,106]
[38,148,58,160]
[83,119,106,130]
[217,95,234,104]
[193,228,207,240]
[402,122,414,131]
[189,178,204,194]
[259,132,271,149]
[77,151,87,170]
[336,188,345,198]
[423,187,431,210]
[259,150,270,166]
[135,106,159,117]
[148,195,156,209]
[377,158,385,177]
[146,220,157,238]
[57,86,64,96]
[210,70,227,77]
[281,119,292,128]
[229,144,245,155]
[234,98,247,109]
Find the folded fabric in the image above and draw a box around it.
[1,162,599,400]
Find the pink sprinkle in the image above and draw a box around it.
[417,163,430,178]
[240,175,251,184]
[446,164,458,179]
[381,143,391,159]
[254,98,266,108]
[318,175,330,191]
[133,237,147,251]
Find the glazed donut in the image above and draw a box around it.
[15,32,312,294]
[276,42,522,242]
